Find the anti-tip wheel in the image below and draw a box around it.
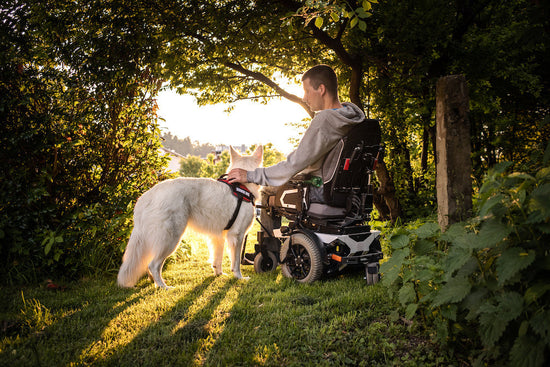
[253,251,278,273]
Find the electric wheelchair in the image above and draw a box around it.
[242,119,384,284]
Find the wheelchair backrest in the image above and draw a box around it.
[321,119,382,207]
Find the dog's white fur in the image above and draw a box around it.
[117,146,262,289]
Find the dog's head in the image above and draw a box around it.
[229,145,263,171]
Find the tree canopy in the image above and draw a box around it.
[1,0,549,281]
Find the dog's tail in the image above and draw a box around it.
[117,229,150,288]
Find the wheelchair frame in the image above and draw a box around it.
[241,119,384,285]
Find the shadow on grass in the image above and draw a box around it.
[100,275,237,366]
[0,279,158,366]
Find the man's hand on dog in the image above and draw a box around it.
[227,169,248,184]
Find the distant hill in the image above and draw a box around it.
[161,132,216,158]
[161,132,248,158]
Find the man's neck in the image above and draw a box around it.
[325,100,343,110]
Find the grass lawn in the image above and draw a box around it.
[1,227,453,366]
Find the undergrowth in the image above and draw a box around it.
[381,157,550,366]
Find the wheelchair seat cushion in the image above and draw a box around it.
[307,203,347,219]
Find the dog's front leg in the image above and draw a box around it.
[226,232,248,280]
[210,235,225,276]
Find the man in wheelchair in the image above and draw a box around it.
[227,65,383,284]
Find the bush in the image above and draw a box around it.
[381,143,550,366]
[0,1,171,283]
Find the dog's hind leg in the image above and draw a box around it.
[210,235,225,276]
[226,232,247,279]
[148,224,185,289]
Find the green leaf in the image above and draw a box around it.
[496,247,535,285]
[380,248,410,286]
[390,234,409,249]
[358,20,367,31]
[530,310,550,344]
[529,183,550,219]
[314,17,323,28]
[510,335,546,367]
[543,139,550,165]
[330,12,339,22]
[405,303,418,320]
[432,276,471,306]
[472,219,511,249]
[443,246,472,276]
[478,292,523,347]
[524,283,550,305]
[362,1,372,11]
[413,239,435,256]
[414,222,440,239]
[535,167,550,181]
[493,161,513,174]
[350,16,358,28]
[439,222,467,243]
[479,194,504,218]
[44,238,54,255]
[398,283,416,306]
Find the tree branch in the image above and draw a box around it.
[223,61,314,118]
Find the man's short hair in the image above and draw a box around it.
[302,64,339,97]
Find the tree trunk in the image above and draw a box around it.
[375,161,402,223]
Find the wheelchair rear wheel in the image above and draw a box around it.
[281,233,323,283]
[253,251,278,273]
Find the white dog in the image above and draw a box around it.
[117,146,262,289]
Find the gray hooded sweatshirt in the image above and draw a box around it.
[247,102,365,187]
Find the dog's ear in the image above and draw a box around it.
[230,146,241,160]
[253,145,263,165]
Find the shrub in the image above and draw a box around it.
[0,1,171,283]
[381,144,550,366]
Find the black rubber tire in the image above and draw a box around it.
[253,251,278,273]
[281,233,323,283]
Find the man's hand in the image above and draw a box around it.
[227,168,248,184]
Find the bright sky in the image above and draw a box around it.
[156,86,309,155]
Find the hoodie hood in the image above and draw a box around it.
[320,102,365,128]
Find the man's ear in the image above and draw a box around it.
[317,83,326,96]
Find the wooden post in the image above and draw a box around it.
[436,75,472,230]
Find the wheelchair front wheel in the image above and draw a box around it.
[254,251,278,273]
[281,233,323,283]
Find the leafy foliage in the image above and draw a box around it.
[0,0,170,283]
[380,145,550,366]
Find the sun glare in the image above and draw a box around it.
[156,82,308,155]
